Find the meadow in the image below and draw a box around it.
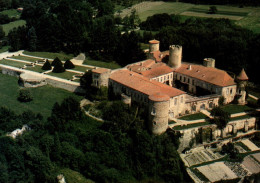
[120,2,260,33]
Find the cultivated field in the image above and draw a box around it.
[2,20,26,35]
[118,1,260,33]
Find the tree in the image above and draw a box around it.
[52,58,65,73]
[42,60,51,70]
[51,57,61,67]
[17,89,33,102]
[209,6,217,14]
[64,59,75,69]
[210,107,231,129]
[0,26,4,40]
[28,27,37,51]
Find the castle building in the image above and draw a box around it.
[92,40,248,134]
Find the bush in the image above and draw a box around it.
[52,62,65,73]
[209,6,217,14]
[51,57,62,67]
[64,59,75,69]
[17,89,33,102]
[42,60,52,70]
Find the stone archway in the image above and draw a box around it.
[209,102,213,108]
[192,105,197,111]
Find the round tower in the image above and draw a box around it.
[168,45,182,68]
[236,68,249,105]
[203,58,215,68]
[149,40,160,53]
[148,93,170,134]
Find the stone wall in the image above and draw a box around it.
[177,117,256,152]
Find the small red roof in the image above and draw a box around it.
[92,68,110,74]
[141,65,173,78]
[149,40,159,44]
[237,68,248,81]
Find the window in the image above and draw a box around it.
[174,98,177,105]
[152,107,156,115]
[184,77,186,82]
[226,89,229,95]
[192,80,194,85]
[180,76,182,81]
[230,89,233,94]
[164,76,166,80]
[167,75,169,79]
[187,78,190,83]
[181,96,183,103]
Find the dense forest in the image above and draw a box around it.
[0,97,189,183]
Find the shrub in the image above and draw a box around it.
[42,60,52,70]
[51,57,62,66]
[18,89,33,102]
[64,59,75,69]
[209,6,217,14]
[218,96,225,106]
[52,60,65,73]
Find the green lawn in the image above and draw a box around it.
[23,51,74,60]
[25,65,44,73]
[0,9,21,18]
[2,20,26,35]
[0,46,10,53]
[72,65,91,72]
[221,104,253,114]
[179,113,207,120]
[48,71,76,80]
[0,74,83,118]
[230,115,251,121]
[84,59,121,69]
[173,121,210,130]
[12,55,41,62]
[0,59,25,68]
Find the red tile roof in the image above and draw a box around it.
[141,65,173,78]
[110,70,185,98]
[237,68,248,81]
[149,93,170,102]
[92,68,110,74]
[175,63,236,87]
[149,40,159,44]
[150,50,169,62]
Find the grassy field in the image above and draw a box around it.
[0,74,83,118]
[2,20,26,35]
[0,9,21,18]
[48,71,76,80]
[12,55,41,62]
[121,2,260,33]
[173,121,210,130]
[179,112,207,120]
[84,59,121,69]
[0,59,25,68]
[221,104,253,114]
[73,65,91,72]
[23,51,74,60]
[25,65,44,73]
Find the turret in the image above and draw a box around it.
[236,68,248,105]
[149,93,170,134]
[203,58,215,68]
[168,45,182,68]
[149,40,160,53]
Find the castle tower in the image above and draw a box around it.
[149,40,160,53]
[203,58,215,68]
[148,93,170,134]
[168,45,182,68]
[236,68,248,105]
